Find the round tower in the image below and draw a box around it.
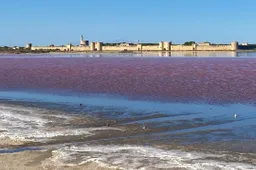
[137,44,142,51]
[26,43,32,50]
[90,42,96,51]
[192,43,197,51]
[163,42,171,51]
[96,42,103,51]
[159,41,164,51]
[66,43,72,51]
[231,41,238,51]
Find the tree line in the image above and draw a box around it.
[0,46,59,54]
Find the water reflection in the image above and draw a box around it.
[157,51,238,57]
[2,51,256,58]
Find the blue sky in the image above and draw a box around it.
[0,0,255,46]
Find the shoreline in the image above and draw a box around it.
[0,101,255,169]
[0,100,255,152]
[1,49,255,55]
[1,144,255,170]
[0,150,116,170]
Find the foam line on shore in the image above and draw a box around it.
[49,144,256,170]
[0,104,122,143]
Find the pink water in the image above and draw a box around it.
[0,57,255,104]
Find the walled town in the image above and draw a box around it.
[26,35,239,52]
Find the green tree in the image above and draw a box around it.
[183,41,196,46]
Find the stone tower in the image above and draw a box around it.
[96,42,103,51]
[66,43,72,51]
[159,41,164,51]
[90,42,96,51]
[137,44,142,51]
[192,43,197,51]
[231,41,238,51]
[26,43,32,50]
[163,42,171,51]
[80,35,86,46]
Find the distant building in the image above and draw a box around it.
[242,42,248,46]
[26,36,239,52]
[80,35,89,46]
[26,43,32,49]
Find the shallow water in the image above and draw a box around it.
[0,147,41,154]
[0,54,255,169]
[0,91,256,143]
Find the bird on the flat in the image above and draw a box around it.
[234,114,237,119]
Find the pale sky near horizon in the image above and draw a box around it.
[0,0,255,46]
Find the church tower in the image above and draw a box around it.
[80,35,85,46]
[80,35,89,46]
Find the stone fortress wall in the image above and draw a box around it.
[27,36,239,52]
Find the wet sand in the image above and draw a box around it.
[0,150,116,170]
[0,138,26,147]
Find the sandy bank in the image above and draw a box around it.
[0,137,26,148]
[0,150,116,170]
